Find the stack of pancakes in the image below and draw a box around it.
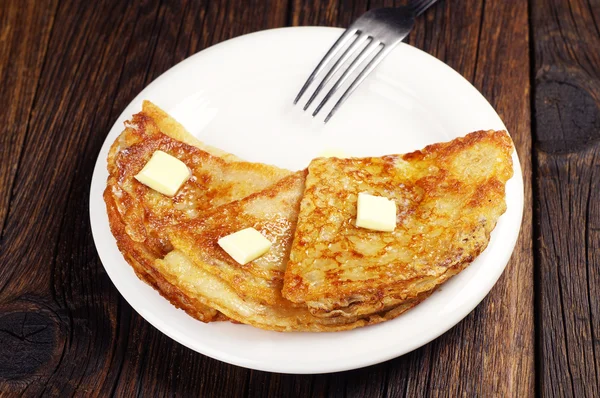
[104,101,514,332]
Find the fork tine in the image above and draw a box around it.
[324,45,393,123]
[293,28,359,104]
[312,40,382,117]
[303,33,371,110]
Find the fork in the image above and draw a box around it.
[294,0,439,122]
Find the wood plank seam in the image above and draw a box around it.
[286,0,294,26]
[143,0,168,86]
[586,0,600,36]
[529,2,542,392]
[470,0,486,82]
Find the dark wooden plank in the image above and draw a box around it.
[456,0,534,395]
[0,2,164,395]
[0,0,58,241]
[532,0,600,396]
[0,0,162,395]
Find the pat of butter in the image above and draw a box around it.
[356,192,397,232]
[134,150,191,197]
[318,148,348,158]
[218,227,272,265]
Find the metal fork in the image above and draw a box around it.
[294,0,439,122]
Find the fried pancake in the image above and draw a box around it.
[106,107,291,257]
[104,101,291,322]
[282,130,514,318]
[140,101,241,162]
[104,190,222,321]
[154,251,431,332]
[167,172,431,331]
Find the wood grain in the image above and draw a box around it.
[532,0,600,396]
[0,0,58,240]
[1,0,596,395]
[468,0,534,394]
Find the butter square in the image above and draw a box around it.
[218,227,272,265]
[355,192,397,232]
[134,150,191,197]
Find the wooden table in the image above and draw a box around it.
[0,0,597,396]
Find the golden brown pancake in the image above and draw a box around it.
[140,101,242,162]
[104,190,223,321]
[106,107,291,257]
[104,101,290,322]
[105,105,513,331]
[167,172,430,331]
[282,130,514,318]
[154,251,431,332]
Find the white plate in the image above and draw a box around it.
[90,27,523,374]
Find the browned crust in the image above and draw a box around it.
[283,130,515,317]
[103,104,509,331]
[164,169,433,331]
[401,129,514,162]
[153,249,435,332]
[106,111,291,257]
[103,103,290,323]
[104,187,221,322]
[169,171,307,307]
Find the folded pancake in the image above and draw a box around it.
[105,191,224,321]
[104,101,290,321]
[154,251,431,332]
[141,100,242,162]
[168,172,431,331]
[282,130,514,318]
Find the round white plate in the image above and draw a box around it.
[90,27,523,374]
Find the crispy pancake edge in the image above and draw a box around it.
[141,100,242,162]
[155,251,433,332]
[168,171,307,308]
[104,101,273,323]
[165,171,434,331]
[104,188,222,322]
